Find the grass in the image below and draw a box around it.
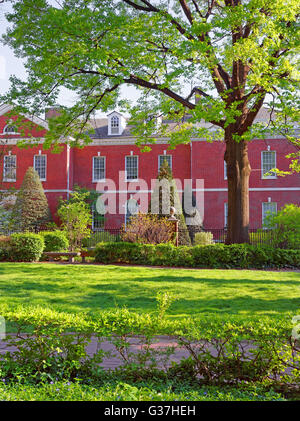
[0,262,299,319]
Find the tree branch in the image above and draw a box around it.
[179,0,194,24]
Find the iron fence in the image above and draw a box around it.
[0,225,293,249]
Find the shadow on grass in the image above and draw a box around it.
[0,263,299,317]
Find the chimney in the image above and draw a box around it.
[45,106,61,120]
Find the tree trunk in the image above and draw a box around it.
[224,130,251,244]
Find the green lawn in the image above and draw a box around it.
[0,262,299,319]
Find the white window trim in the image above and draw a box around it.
[34,154,47,181]
[125,155,139,182]
[224,161,227,180]
[224,202,228,228]
[262,202,277,227]
[3,155,17,182]
[110,115,120,136]
[92,156,106,182]
[158,154,172,172]
[261,151,277,179]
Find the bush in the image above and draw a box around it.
[94,242,300,269]
[39,231,69,252]
[121,214,174,244]
[0,305,299,393]
[10,233,44,262]
[194,231,214,246]
[265,204,300,249]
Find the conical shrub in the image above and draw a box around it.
[11,167,51,231]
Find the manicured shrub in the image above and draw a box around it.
[94,242,300,269]
[39,230,69,252]
[10,167,51,231]
[194,231,214,245]
[10,233,44,262]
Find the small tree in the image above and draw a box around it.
[57,192,92,250]
[150,159,191,246]
[11,167,51,231]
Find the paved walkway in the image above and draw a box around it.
[0,335,193,370]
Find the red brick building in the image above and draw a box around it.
[0,103,299,230]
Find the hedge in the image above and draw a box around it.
[8,233,45,262]
[94,242,300,269]
[39,230,69,252]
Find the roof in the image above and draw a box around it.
[0,104,49,130]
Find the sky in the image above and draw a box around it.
[0,1,140,118]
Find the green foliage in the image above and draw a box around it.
[57,194,92,251]
[82,231,118,248]
[264,204,300,249]
[249,230,275,247]
[0,305,299,393]
[194,231,214,246]
[0,235,11,261]
[121,214,174,245]
[0,380,286,401]
[9,233,44,262]
[39,231,69,252]
[94,242,300,269]
[10,167,51,230]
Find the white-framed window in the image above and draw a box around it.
[158,155,172,172]
[261,151,276,179]
[3,155,16,182]
[3,124,18,135]
[224,202,228,228]
[93,156,105,182]
[262,202,277,227]
[34,155,47,181]
[125,156,138,181]
[110,115,120,135]
[224,161,227,180]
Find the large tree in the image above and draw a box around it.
[1,0,299,243]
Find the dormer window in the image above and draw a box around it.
[107,111,126,136]
[3,124,18,135]
[111,115,120,135]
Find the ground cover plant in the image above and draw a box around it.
[0,381,286,401]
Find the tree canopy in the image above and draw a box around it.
[2,1,298,145]
[1,0,299,243]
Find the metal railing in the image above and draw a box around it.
[0,225,293,249]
